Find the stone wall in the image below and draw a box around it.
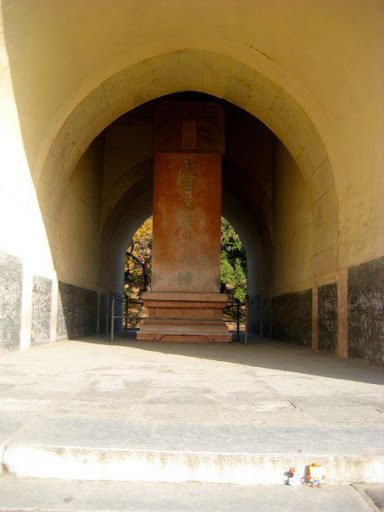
[249,294,261,336]
[267,257,383,365]
[262,296,271,338]
[318,283,337,354]
[1,250,383,365]
[0,251,106,348]
[271,290,312,346]
[348,256,384,364]
[31,276,53,345]
[0,251,23,351]
[99,293,106,334]
[57,282,98,340]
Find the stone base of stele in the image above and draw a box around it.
[137,292,232,343]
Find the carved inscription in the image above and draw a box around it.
[178,157,197,265]
[155,102,224,153]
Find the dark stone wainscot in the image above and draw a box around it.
[348,256,384,364]
[0,251,23,350]
[272,289,312,346]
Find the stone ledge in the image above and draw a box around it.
[3,441,384,485]
[141,292,228,303]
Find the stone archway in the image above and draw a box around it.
[0,4,382,362]
[34,51,342,352]
[39,50,338,285]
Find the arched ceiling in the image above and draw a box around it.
[103,178,270,296]
[3,0,381,194]
[99,95,274,237]
[39,49,334,204]
[3,1,382,271]
[99,96,275,294]
[45,56,338,278]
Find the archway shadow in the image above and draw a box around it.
[75,331,384,386]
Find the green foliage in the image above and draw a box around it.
[220,218,247,302]
[124,216,247,303]
[125,217,152,297]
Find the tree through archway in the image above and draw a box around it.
[124,217,246,299]
[123,216,247,333]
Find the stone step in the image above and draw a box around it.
[0,476,377,512]
[2,419,384,485]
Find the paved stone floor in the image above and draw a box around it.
[1,333,382,426]
[0,334,383,508]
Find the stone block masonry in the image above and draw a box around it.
[0,246,383,365]
[318,283,337,354]
[348,256,384,364]
[99,293,106,334]
[0,254,105,348]
[0,251,23,351]
[262,296,271,338]
[57,282,98,340]
[271,290,312,346]
[31,276,52,345]
[268,257,383,365]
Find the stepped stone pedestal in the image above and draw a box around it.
[138,292,230,342]
[137,102,231,343]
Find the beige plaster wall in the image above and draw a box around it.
[1,0,381,283]
[57,138,104,291]
[273,142,313,294]
[0,0,382,311]
[102,113,153,226]
[0,6,53,277]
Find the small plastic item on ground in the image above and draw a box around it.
[306,463,325,487]
[284,467,302,486]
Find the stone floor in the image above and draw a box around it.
[0,477,380,511]
[0,334,383,488]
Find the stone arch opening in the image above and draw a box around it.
[0,5,381,360]
[39,51,338,295]
[36,54,339,346]
[119,213,249,336]
[121,214,250,302]
[95,94,275,338]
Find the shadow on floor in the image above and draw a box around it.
[74,330,384,386]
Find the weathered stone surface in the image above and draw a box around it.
[0,480,376,512]
[140,101,229,342]
[57,282,98,339]
[138,292,231,342]
[0,338,383,486]
[151,153,223,293]
[272,290,312,346]
[154,102,225,153]
[262,296,271,338]
[348,256,384,364]
[249,294,261,335]
[31,276,52,345]
[0,251,23,351]
[318,283,337,353]
[99,293,106,333]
